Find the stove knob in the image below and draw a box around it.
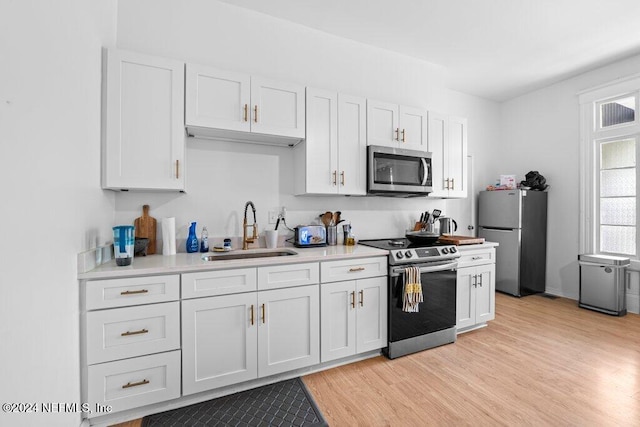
[442,247,449,254]
[405,251,413,258]
[395,251,404,259]
[449,246,457,253]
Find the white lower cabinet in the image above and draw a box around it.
[320,257,388,362]
[81,275,181,418]
[456,247,496,332]
[87,350,181,414]
[320,276,387,362]
[181,265,320,396]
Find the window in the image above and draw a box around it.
[598,137,636,255]
[581,81,640,259]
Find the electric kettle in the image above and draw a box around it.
[439,217,458,235]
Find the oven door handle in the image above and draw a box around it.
[391,261,458,276]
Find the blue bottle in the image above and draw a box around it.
[186,222,199,253]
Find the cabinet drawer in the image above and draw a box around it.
[86,302,180,365]
[182,268,257,298]
[85,275,180,310]
[258,263,319,290]
[320,257,387,283]
[457,248,495,268]
[87,350,180,416]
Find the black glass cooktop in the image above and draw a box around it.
[358,238,446,250]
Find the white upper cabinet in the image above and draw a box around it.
[185,64,305,146]
[184,65,250,133]
[367,100,427,151]
[338,94,367,195]
[102,48,185,191]
[250,77,305,139]
[295,88,366,196]
[428,112,468,198]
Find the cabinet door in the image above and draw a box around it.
[427,111,447,197]
[304,88,338,194]
[251,77,305,138]
[181,294,257,395]
[456,267,476,330]
[320,281,356,362]
[258,285,319,377]
[367,100,399,147]
[399,105,428,151]
[446,116,468,198]
[475,264,496,324]
[103,49,185,191]
[338,94,367,195]
[185,64,251,132]
[356,277,387,353]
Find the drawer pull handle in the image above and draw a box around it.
[121,328,149,337]
[261,304,266,324]
[120,289,149,296]
[250,304,255,326]
[359,290,364,307]
[471,256,482,260]
[349,267,365,272]
[122,379,149,389]
[350,291,355,308]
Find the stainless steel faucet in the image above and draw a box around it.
[243,201,258,250]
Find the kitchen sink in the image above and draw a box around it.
[201,249,298,261]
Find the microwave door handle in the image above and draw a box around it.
[420,158,429,186]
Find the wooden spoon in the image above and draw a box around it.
[332,211,341,226]
[321,211,333,227]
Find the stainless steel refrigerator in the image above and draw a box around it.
[478,190,548,296]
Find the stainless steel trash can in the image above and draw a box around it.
[578,254,629,316]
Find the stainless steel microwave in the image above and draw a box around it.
[367,145,432,197]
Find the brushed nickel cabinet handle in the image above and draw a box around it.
[332,170,337,185]
[359,290,364,307]
[350,291,355,308]
[254,105,258,123]
[176,160,179,179]
[122,379,149,389]
[394,128,399,141]
[121,328,149,337]
[244,104,248,122]
[451,178,455,190]
[340,171,345,186]
[349,267,365,272]
[478,275,483,287]
[120,289,148,296]
[401,129,406,142]
[261,303,265,324]
[250,304,255,326]
[472,275,477,288]
[445,178,450,190]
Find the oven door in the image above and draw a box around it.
[367,145,432,195]
[388,261,457,344]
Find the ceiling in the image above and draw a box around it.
[218,0,640,101]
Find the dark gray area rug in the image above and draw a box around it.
[141,377,328,426]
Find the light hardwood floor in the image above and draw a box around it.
[113,293,640,426]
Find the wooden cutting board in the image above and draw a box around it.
[438,235,485,245]
[134,205,157,254]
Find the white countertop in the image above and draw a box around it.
[78,244,389,280]
[456,242,499,250]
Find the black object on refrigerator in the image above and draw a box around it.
[478,189,548,296]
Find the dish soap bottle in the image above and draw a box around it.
[186,222,199,253]
[200,226,209,253]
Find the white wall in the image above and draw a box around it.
[114,0,500,246]
[0,1,117,426]
[500,53,640,298]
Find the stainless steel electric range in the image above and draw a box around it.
[359,238,460,359]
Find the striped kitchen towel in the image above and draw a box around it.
[403,266,423,312]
